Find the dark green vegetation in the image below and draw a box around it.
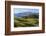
[14,13,39,27]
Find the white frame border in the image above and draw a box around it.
[11,5,42,31]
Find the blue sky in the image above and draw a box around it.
[14,8,39,14]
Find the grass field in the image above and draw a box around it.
[14,16,39,27]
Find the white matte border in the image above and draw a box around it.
[11,5,42,31]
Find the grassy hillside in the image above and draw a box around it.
[14,16,39,27]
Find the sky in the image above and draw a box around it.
[14,8,39,14]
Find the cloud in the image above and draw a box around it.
[14,8,39,14]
